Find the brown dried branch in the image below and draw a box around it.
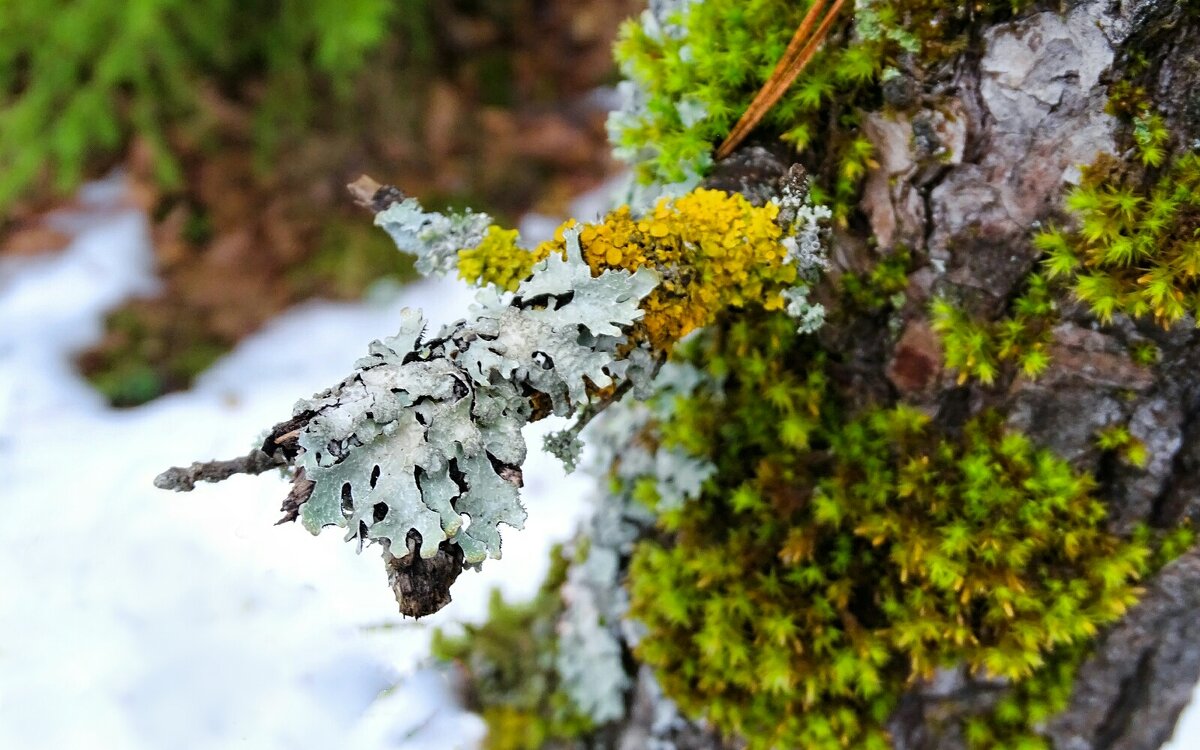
[275,469,315,526]
[384,532,467,618]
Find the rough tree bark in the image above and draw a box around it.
[608,1,1200,748]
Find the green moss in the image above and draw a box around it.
[839,248,911,314]
[1095,424,1149,469]
[1038,151,1200,327]
[431,546,596,750]
[1044,61,1198,327]
[1105,54,1171,168]
[82,307,227,408]
[290,216,419,298]
[624,312,1157,750]
[1153,522,1197,568]
[1130,341,1160,367]
[930,273,1055,385]
[962,643,1084,750]
[611,0,1034,223]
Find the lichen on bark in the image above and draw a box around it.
[438,1,1200,749]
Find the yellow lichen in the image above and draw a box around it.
[457,225,549,292]
[539,189,800,350]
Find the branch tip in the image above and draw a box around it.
[154,449,286,492]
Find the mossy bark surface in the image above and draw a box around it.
[600,2,1200,748]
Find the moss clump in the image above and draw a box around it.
[1038,151,1200,327]
[1095,424,1149,469]
[610,0,1034,222]
[1129,340,1160,367]
[432,546,595,750]
[1105,54,1171,169]
[80,306,228,407]
[625,313,1154,750]
[930,273,1056,385]
[838,248,911,314]
[960,644,1085,750]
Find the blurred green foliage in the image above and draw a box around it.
[838,247,910,313]
[0,0,407,209]
[432,546,596,750]
[84,305,227,407]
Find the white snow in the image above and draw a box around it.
[1166,682,1200,750]
[0,175,592,750]
[2,173,1198,749]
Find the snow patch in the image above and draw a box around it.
[0,175,591,749]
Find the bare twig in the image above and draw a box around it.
[154,449,286,492]
[573,377,637,434]
[347,174,384,209]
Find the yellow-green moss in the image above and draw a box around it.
[1038,151,1200,327]
[930,274,1055,385]
[625,313,1158,750]
[1105,53,1171,168]
[611,0,1035,223]
[1095,424,1149,469]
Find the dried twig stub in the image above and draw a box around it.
[383,532,466,618]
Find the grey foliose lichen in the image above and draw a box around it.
[775,174,832,334]
[552,362,711,725]
[542,429,585,474]
[374,197,492,277]
[294,228,659,567]
[556,538,633,723]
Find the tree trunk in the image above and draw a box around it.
[877,4,1200,744]
[608,1,1200,748]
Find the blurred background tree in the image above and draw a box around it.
[0,0,637,405]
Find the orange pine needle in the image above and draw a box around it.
[715,0,847,161]
[719,0,827,153]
